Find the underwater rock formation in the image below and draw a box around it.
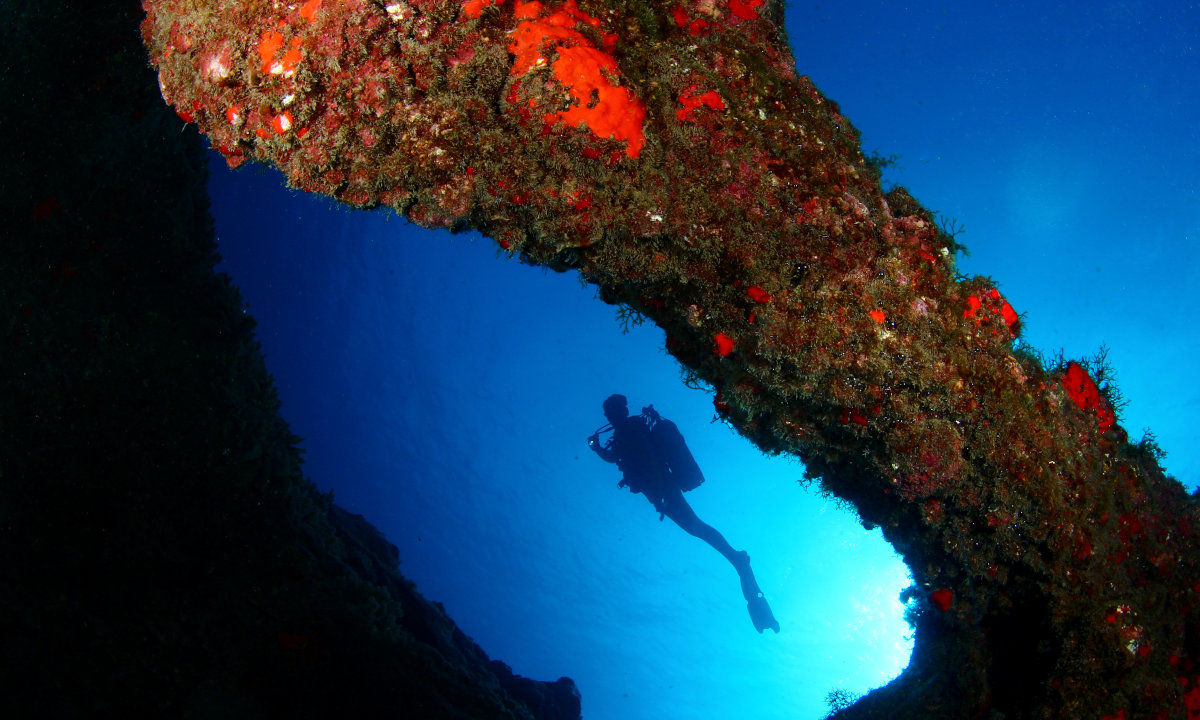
[0,2,578,718]
[141,0,1200,717]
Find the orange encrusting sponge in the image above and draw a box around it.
[1062,361,1116,433]
[505,0,646,158]
[257,30,285,73]
[547,45,646,157]
[677,84,725,121]
[461,0,501,18]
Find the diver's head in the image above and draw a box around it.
[602,394,629,423]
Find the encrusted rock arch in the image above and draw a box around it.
[136,0,1200,716]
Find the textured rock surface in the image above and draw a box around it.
[141,0,1200,717]
[0,2,578,717]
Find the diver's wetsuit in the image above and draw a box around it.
[593,415,746,576]
[589,400,779,633]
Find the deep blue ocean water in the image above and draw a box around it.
[207,3,1199,718]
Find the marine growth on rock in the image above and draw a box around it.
[143,0,1200,716]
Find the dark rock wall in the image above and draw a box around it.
[0,2,578,717]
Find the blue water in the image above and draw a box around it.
[208,3,1199,718]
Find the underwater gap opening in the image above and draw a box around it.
[207,154,917,720]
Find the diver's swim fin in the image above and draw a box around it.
[747,592,780,633]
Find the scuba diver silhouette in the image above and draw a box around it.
[588,394,780,633]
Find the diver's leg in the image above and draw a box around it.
[658,490,745,568]
[659,491,779,632]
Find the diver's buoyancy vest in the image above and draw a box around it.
[614,410,705,494]
[647,414,705,492]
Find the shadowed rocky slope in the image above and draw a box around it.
[0,2,578,717]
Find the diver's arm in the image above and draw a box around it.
[588,434,618,463]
